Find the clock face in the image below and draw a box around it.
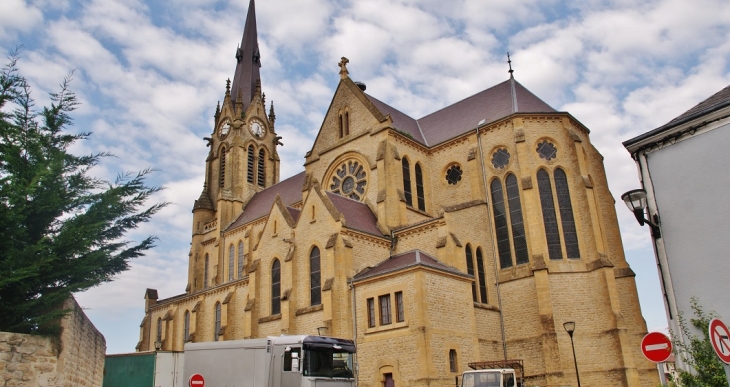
[219,120,231,137]
[250,120,265,137]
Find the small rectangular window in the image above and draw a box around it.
[367,298,375,328]
[395,291,404,322]
[283,348,301,371]
[449,349,457,372]
[379,294,392,325]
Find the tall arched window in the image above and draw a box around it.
[271,259,281,315]
[183,310,190,343]
[402,158,412,206]
[247,145,255,183]
[310,247,321,306]
[537,169,563,260]
[465,245,477,302]
[228,244,235,281]
[490,179,512,269]
[506,174,529,265]
[554,169,580,258]
[449,349,458,373]
[204,254,209,288]
[338,112,344,138]
[476,248,488,303]
[219,147,227,188]
[214,302,221,341]
[415,163,425,211]
[257,148,265,187]
[156,317,162,345]
[344,111,350,135]
[237,241,245,278]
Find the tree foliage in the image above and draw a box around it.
[671,297,729,387]
[0,50,168,334]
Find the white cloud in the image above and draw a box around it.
[0,0,43,40]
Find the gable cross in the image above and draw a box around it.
[339,57,349,80]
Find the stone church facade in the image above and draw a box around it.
[137,1,658,386]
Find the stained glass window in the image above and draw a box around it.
[446,165,463,185]
[272,259,281,315]
[402,158,412,206]
[536,141,557,160]
[506,174,529,265]
[310,247,321,306]
[555,169,580,258]
[491,179,512,269]
[491,148,510,169]
[537,170,563,260]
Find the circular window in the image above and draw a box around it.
[536,140,557,161]
[445,164,463,185]
[330,160,368,201]
[491,148,510,169]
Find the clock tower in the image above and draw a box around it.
[189,0,280,292]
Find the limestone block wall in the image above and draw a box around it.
[0,297,106,387]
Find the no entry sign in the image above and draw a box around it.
[710,319,730,364]
[189,373,205,387]
[641,332,672,363]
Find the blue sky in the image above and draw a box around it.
[2,0,729,354]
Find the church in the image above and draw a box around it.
[137,1,658,386]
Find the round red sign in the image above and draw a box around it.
[709,318,730,364]
[189,373,205,387]
[641,332,672,363]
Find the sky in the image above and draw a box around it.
[1,0,729,354]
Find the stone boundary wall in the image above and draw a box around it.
[0,297,106,387]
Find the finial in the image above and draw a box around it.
[262,92,266,106]
[338,57,350,80]
[253,48,261,65]
[507,52,514,78]
[269,101,276,122]
[226,78,231,95]
[215,101,220,118]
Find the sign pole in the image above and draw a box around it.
[724,363,730,386]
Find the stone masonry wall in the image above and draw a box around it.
[0,297,105,387]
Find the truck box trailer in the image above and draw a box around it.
[183,335,356,387]
[103,351,184,387]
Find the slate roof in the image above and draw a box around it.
[365,78,555,147]
[353,250,468,282]
[226,172,306,231]
[624,84,730,148]
[325,192,383,236]
[287,207,301,224]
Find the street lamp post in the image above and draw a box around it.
[563,321,581,387]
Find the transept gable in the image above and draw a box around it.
[305,65,392,164]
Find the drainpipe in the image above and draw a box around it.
[476,121,508,361]
[349,278,359,387]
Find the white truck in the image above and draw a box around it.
[459,360,524,387]
[183,335,356,387]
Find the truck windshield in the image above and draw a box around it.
[302,348,354,379]
[462,372,501,387]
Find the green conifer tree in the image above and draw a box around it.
[0,50,168,334]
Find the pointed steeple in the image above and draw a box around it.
[231,0,261,113]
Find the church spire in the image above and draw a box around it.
[231,0,261,113]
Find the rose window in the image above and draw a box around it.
[330,160,368,201]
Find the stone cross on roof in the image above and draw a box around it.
[339,57,349,80]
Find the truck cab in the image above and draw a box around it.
[459,360,523,387]
[460,369,518,387]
